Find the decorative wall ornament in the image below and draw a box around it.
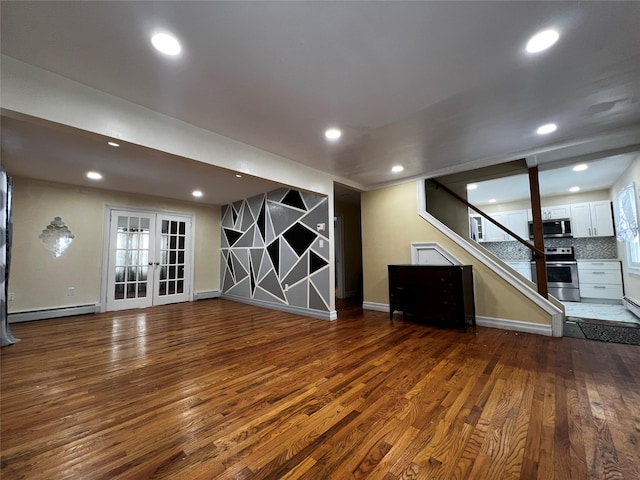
[39,217,75,257]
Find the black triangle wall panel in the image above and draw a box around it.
[281,190,306,210]
[283,223,316,257]
[266,239,280,276]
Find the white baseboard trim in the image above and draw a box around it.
[362,301,552,336]
[362,301,390,313]
[221,294,337,321]
[476,316,553,336]
[194,290,221,301]
[9,304,99,323]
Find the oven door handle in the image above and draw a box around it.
[546,262,577,267]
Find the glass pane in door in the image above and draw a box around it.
[112,214,152,304]
[157,218,188,298]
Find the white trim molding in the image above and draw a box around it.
[362,301,553,337]
[476,316,553,336]
[362,301,390,313]
[222,294,337,321]
[415,180,564,337]
[411,242,461,265]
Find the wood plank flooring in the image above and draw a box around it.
[1,298,639,479]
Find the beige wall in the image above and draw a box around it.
[610,155,640,301]
[8,177,220,312]
[335,200,362,297]
[362,181,552,325]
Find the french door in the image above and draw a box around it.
[106,210,192,311]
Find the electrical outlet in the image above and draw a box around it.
[284,284,289,292]
[67,287,75,296]
[8,292,14,302]
[317,223,325,232]
[319,239,324,248]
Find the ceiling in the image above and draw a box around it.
[1,1,640,205]
[467,153,636,206]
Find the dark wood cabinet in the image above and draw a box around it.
[388,264,475,331]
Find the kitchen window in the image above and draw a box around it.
[614,183,640,274]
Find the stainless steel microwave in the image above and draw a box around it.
[528,218,573,239]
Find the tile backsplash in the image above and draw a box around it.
[481,236,618,260]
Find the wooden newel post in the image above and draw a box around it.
[528,166,548,298]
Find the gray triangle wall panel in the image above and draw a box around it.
[309,282,328,311]
[268,201,305,238]
[310,266,330,307]
[247,193,264,221]
[285,280,308,308]
[300,200,329,239]
[279,238,298,280]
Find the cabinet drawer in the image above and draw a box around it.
[579,284,623,300]
[577,261,620,271]
[578,270,622,285]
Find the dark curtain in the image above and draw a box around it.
[1,164,19,346]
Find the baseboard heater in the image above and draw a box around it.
[8,304,98,323]
[623,296,640,319]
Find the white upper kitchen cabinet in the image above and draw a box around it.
[526,204,571,221]
[570,201,614,238]
[545,204,571,220]
[484,213,506,242]
[485,210,528,242]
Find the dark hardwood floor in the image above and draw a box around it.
[2,299,639,479]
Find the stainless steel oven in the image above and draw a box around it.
[531,247,580,301]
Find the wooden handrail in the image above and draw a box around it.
[428,178,545,259]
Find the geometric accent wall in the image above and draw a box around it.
[221,187,330,312]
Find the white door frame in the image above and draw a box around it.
[100,205,195,312]
[334,215,346,299]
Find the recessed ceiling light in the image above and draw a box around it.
[391,165,404,173]
[107,141,120,147]
[151,32,182,56]
[324,128,342,141]
[192,190,203,198]
[569,186,580,193]
[235,174,242,178]
[87,171,102,180]
[572,164,588,172]
[488,198,497,203]
[536,123,557,135]
[526,29,559,53]
[466,183,478,190]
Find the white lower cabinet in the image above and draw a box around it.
[506,261,532,282]
[577,261,623,300]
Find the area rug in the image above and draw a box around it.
[575,321,640,346]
